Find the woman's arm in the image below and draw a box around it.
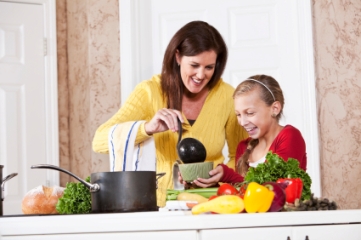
[92,81,155,153]
[224,97,248,170]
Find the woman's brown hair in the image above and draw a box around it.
[234,74,285,176]
[161,21,228,110]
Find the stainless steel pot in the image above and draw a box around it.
[31,164,165,213]
[0,165,18,216]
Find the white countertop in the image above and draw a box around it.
[0,209,360,236]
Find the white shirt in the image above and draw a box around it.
[248,155,266,168]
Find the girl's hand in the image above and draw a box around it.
[144,108,183,135]
[192,165,224,188]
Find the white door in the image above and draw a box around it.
[0,1,58,215]
[120,0,321,196]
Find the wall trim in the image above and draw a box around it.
[296,0,321,196]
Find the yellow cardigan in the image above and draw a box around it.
[92,75,248,207]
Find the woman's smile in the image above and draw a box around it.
[177,50,217,94]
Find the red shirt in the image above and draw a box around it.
[220,125,307,184]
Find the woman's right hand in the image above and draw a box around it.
[144,108,184,135]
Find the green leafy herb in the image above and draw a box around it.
[56,176,92,214]
[244,152,312,200]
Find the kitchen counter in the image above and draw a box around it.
[0,209,361,240]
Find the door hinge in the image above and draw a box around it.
[43,38,47,56]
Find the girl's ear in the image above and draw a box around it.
[271,101,282,116]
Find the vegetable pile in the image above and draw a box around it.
[189,182,285,214]
[56,177,92,214]
[244,152,312,200]
[166,152,338,215]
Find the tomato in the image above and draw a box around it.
[208,195,218,201]
[237,183,248,199]
[217,183,239,196]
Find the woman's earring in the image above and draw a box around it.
[272,113,277,118]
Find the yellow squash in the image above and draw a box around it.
[191,195,244,215]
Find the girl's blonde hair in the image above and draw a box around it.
[234,74,284,176]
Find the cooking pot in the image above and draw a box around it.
[0,165,18,216]
[31,164,165,213]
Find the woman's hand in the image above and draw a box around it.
[192,165,224,188]
[144,108,183,135]
[178,171,188,188]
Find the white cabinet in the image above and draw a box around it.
[2,230,197,240]
[200,227,292,240]
[291,224,361,240]
[200,224,361,240]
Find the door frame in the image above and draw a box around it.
[0,0,59,185]
[119,0,321,196]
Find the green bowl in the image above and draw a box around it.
[178,162,213,183]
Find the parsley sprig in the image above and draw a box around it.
[56,176,92,214]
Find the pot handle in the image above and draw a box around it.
[31,164,100,192]
[156,172,166,181]
[155,172,166,189]
[1,173,18,201]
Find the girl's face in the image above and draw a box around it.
[234,88,274,139]
[176,50,217,96]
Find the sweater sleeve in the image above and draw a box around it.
[92,80,155,153]
[219,138,248,183]
[219,164,244,184]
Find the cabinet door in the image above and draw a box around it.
[200,227,292,240]
[292,224,361,240]
[2,230,198,240]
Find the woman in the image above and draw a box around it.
[190,74,307,186]
[92,21,248,206]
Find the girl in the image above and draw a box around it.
[192,74,307,186]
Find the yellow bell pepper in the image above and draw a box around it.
[244,182,274,213]
[191,195,244,215]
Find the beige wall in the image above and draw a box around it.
[56,0,361,209]
[313,0,361,209]
[56,0,120,184]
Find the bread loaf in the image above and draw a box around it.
[22,185,64,214]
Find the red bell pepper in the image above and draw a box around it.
[276,178,303,204]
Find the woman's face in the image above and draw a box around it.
[176,50,217,95]
[234,88,274,139]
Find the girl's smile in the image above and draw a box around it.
[234,88,273,139]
